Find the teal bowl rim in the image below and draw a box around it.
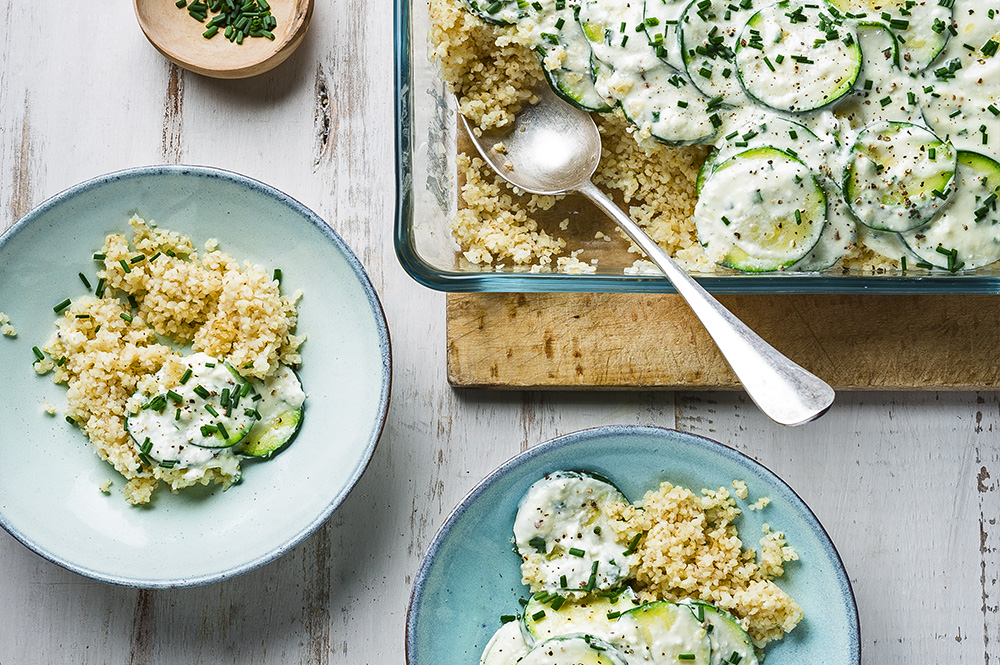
[0,164,393,588]
[405,425,861,664]
[392,1,999,294]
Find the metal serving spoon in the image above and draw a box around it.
[461,85,835,426]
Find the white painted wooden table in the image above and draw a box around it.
[0,2,997,663]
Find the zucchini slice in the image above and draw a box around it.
[240,364,305,458]
[617,602,711,665]
[518,635,630,665]
[127,353,260,466]
[579,0,719,144]
[734,1,861,113]
[843,121,957,232]
[678,0,755,104]
[696,148,718,195]
[681,601,758,665]
[835,22,920,129]
[827,0,952,72]
[615,63,722,145]
[513,471,634,595]
[920,6,1000,155]
[481,620,531,665]
[695,146,828,272]
[900,150,1000,271]
[522,589,639,643]
[790,178,858,271]
[643,0,688,71]
[525,0,613,112]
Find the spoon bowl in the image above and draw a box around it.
[463,85,835,426]
[134,0,313,79]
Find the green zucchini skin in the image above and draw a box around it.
[240,407,304,458]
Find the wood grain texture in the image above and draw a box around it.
[0,1,998,664]
[447,292,1000,390]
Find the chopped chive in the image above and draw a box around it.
[32,346,44,361]
[216,422,230,439]
[678,654,696,661]
[205,404,219,417]
[193,385,211,399]
[92,252,106,260]
[78,273,92,289]
[794,209,802,225]
[500,615,517,623]
[120,312,133,323]
[175,408,182,421]
[531,610,545,621]
[200,424,217,436]
[129,254,146,264]
[180,368,193,384]
[560,574,568,588]
[53,298,72,314]
[119,259,131,274]
[623,533,642,555]
[607,611,621,619]
[568,547,585,557]
[159,459,177,469]
[140,437,152,454]
[900,255,907,272]
[95,278,106,298]
[721,215,731,226]
[550,596,566,611]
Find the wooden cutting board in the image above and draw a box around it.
[446,293,1000,390]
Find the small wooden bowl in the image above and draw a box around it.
[134,0,313,79]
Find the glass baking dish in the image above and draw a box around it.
[392,0,1000,295]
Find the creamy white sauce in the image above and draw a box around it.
[514,472,634,594]
[128,353,304,477]
[695,148,826,269]
[255,364,306,421]
[481,621,530,665]
[500,0,1000,271]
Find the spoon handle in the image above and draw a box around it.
[576,180,835,426]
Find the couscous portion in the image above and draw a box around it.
[606,481,801,646]
[37,217,304,505]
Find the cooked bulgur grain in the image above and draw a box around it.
[605,481,802,647]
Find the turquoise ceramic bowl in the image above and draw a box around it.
[407,426,860,664]
[0,165,391,587]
